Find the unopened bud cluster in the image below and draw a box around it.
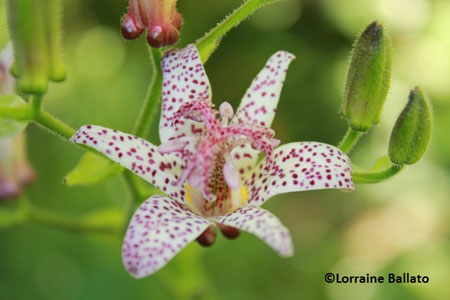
[343,21,432,166]
[7,0,66,95]
[122,0,183,48]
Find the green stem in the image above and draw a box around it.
[196,0,284,62]
[22,201,121,235]
[133,48,163,138]
[338,127,363,153]
[0,105,31,119]
[353,164,403,184]
[0,99,76,140]
[34,110,76,139]
[30,94,42,119]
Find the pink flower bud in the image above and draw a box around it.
[0,133,35,201]
[121,0,183,48]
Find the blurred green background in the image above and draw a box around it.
[1,0,450,299]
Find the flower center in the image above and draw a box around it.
[158,100,278,216]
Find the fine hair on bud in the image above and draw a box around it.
[343,21,392,132]
[388,87,432,165]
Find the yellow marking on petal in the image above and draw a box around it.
[186,184,192,204]
[240,186,247,206]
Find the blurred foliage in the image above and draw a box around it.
[1,0,450,299]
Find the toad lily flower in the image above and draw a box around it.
[71,44,354,278]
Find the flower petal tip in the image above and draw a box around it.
[279,248,294,258]
[276,50,296,61]
[122,195,211,278]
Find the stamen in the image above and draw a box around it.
[171,100,279,209]
[219,102,234,123]
[188,168,203,187]
[223,159,240,190]
[171,101,218,130]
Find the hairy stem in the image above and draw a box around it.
[34,110,76,139]
[133,48,163,139]
[0,105,31,119]
[353,164,403,184]
[338,127,363,153]
[196,0,284,62]
[30,94,42,119]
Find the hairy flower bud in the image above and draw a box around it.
[121,0,183,48]
[388,87,432,165]
[6,0,66,94]
[41,0,66,82]
[196,225,216,247]
[343,21,392,132]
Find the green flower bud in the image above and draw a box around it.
[41,0,66,82]
[388,87,432,165]
[344,21,392,132]
[7,0,49,94]
[6,0,66,94]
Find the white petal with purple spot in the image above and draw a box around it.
[232,50,295,128]
[245,142,354,206]
[122,195,211,278]
[230,143,260,183]
[71,125,185,202]
[159,44,212,143]
[214,206,293,257]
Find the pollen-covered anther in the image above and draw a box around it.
[223,159,240,190]
[219,101,234,123]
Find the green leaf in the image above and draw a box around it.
[64,152,123,186]
[370,155,392,172]
[0,207,25,227]
[0,94,28,137]
[351,156,390,173]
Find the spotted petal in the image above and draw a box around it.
[233,51,295,128]
[230,51,295,174]
[122,195,211,278]
[213,206,293,257]
[230,143,260,183]
[245,142,354,206]
[159,44,212,143]
[71,125,185,202]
